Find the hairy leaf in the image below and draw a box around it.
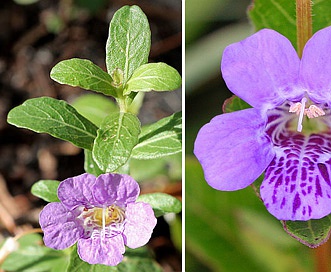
[7,97,98,150]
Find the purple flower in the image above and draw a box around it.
[39,173,157,266]
[194,26,331,221]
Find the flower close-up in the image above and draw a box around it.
[194,26,331,221]
[39,173,157,266]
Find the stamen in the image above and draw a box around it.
[297,97,307,132]
[289,98,326,132]
[305,105,325,119]
[289,102,302,115]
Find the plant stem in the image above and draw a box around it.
[315,239,331,272]
[296,0,313,58]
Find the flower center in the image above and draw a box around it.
[289,97,326,132]
[78,204,125,236]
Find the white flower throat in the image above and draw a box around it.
[78,204,126,237]
[289,97,326,132]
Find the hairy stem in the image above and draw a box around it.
[296,0,313,58]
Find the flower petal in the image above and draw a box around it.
[93,174,140,207]
[39,202,83,250]
[58,173,98,209]
[194,108,275,190]
[122,202,157,248]
[260,133,331,220]
[221,29,302,110]
[300,26,331,104]
[77,233,125,266]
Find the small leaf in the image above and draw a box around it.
[71,94,118,127]
[222,95,251,113]
[31,180,60,202]
[124,63,182,95]
[50,58,117,98]
[131,112,182,160]
[92,112,141,172]
[7,97,98,150]
[84,149,104,176]
[282,215,331,248]
[106,5,151,85]
[137,193,182,217]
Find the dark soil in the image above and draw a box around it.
[0,0,182,270]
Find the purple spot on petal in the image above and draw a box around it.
[272,195,277,204]
[280,197,286,208]
[275,168,282,175]
[275,175,283,188]
[315,176,323,197]
[301,168,307,181]
[290,184,296,193]
[291,170,297,181]
[286,160,291,168]
[292,193,301,215]
[318,163,331,185]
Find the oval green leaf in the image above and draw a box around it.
[137,193,182,217]
[282,215,331,248]
[7,97,98,150]
[106,5,151,85]
[50,58,117,98]
[92,112,141,172]
[131,112,182,160]
[31,180,60,202]
[124,63,182,95]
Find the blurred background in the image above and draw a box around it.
[0,0,182,270]
[185,0,331,271]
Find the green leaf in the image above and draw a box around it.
[71,94,118,127]
[222,95,251,113]
[1,234,70,272]
[124,63,182,95]
[106,5,151,85]
[31,180,60,202]
[282,215,331,248]
[131,112,182,160]
[248,0,296,47]
[248,0,331,50]
[50,58,117,98]
[84,149,104,176]
[67,245,162,272]
[137,193,182,217]
[313,1,331,33]
[7,97,98,150]
[92,112,141,172]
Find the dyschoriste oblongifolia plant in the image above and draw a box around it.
[5,5,182,270]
